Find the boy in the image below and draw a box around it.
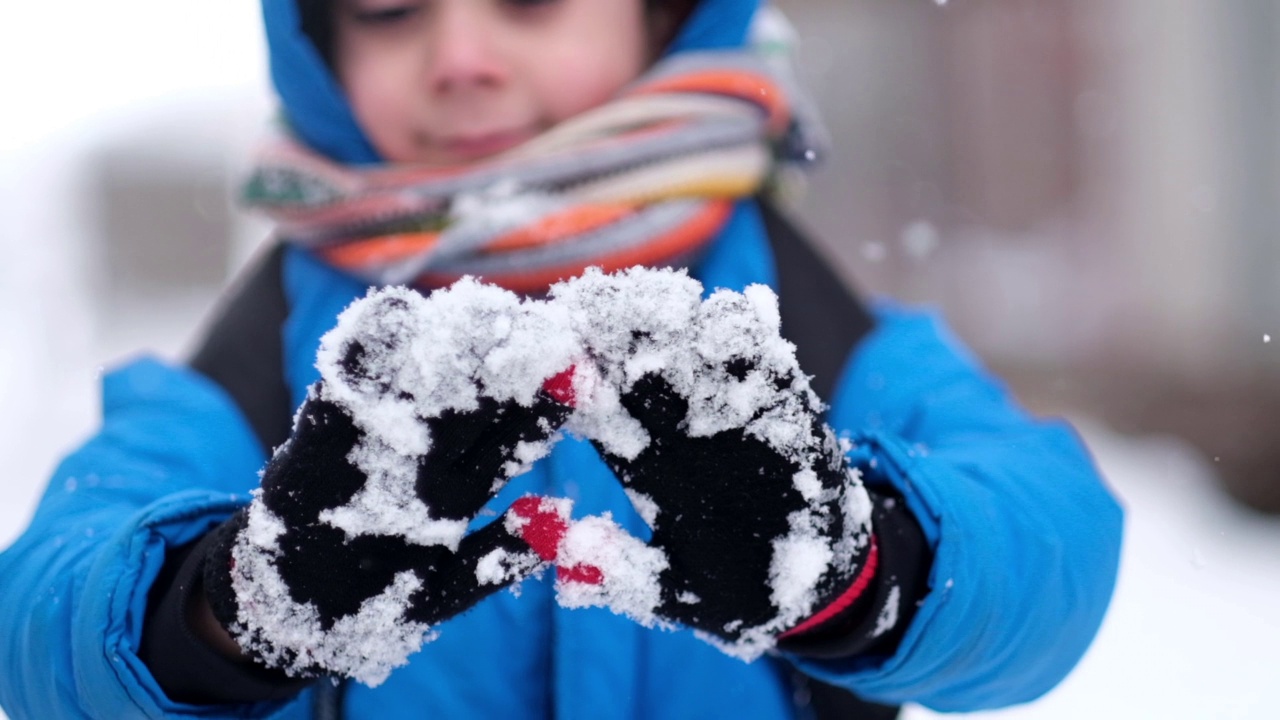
[0,1,1123,719]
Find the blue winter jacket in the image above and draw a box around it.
[0,1,1123,718]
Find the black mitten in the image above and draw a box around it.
[204,283,580,685]
[545,268,878,659]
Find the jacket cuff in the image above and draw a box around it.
[776,486,931,659]
[139,527,312,705]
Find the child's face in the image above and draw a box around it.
[334,0,652,166]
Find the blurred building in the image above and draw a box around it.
[777,0,1280,512]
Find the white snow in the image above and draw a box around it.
[555,512,671,625]
[872,586,901,639]
[229,502,434,686]
[475,547,542,587]
[309,282,579,549]
[625,489,662,530]
[900,220,941,259]
[322,439,470,549]
[770,518,836,622]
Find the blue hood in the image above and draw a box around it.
[260,0,763,165]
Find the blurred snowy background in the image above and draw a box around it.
[1,1,1277,718]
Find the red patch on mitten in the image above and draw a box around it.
[541,366,577,407]
[510,496,567,561]
[556,564,604,585]
[510,495,603,585]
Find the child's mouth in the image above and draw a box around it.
[439,129,534,162]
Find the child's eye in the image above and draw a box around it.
[349,2,423,25]
[502,0,561,12]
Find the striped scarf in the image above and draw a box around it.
[241,51,820,293]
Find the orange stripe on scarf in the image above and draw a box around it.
[417,200,735,293]
[485,204,637,253]
[323,232,441,267]
[635,70,791,136]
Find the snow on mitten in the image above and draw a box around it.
[547,267,878,660]
[204,282,581,686]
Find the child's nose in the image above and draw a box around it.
[426,4,508,94]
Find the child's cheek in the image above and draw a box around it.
[536,41,646,125]
[348,80,416,162]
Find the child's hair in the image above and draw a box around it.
[298,0,698,73]
[298,0,336,69]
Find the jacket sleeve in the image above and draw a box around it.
[790,302,1124,711]
[0,357,313,720]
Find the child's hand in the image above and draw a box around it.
[545,269,878,660]
[202,284,581,686]
[199,268,883,681]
